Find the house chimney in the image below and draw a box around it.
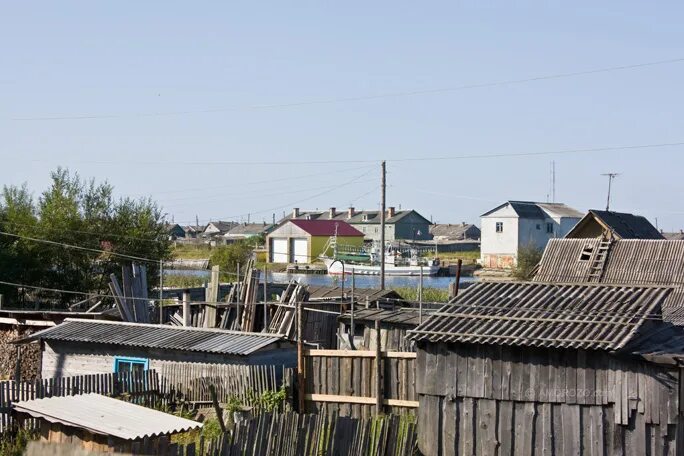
[387,207,396,218]
[347,207,355,219]
[329,207,336,218]
[292,208,300,218]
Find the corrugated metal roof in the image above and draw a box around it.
[287,219,363,236]
[13,393,201,440]
[535,239,684,324]
[20,319,287,355]
[409,281,673,351]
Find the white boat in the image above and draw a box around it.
[323,257,441,276]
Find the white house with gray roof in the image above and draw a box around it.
[480,201,583,268]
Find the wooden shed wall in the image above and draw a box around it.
[338,322,415,352]
[41,341,297,378]
[415,342,682,456]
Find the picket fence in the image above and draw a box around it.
[169,412,417,456]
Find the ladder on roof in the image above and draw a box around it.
[587,239,612,282]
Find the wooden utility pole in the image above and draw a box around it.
[419,265,423,324]
[263,267,269,329]
[297,299,305,413]
[380,161,386,290]
[182,290,191,327]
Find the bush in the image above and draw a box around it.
[513,244,543,280]
[209,241,254,273]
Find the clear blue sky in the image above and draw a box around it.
[2,2,684,229]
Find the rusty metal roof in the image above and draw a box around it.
[13,393,201,440]
[18,319,287,355]
[409,281,673,351]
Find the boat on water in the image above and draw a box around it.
[321,235,440,276]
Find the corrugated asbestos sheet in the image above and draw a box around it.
[13,393,201,439]
[338,308,424,326]
[409,281,673,351]
[307,286,402,303]
[535,239,684,324]
[22,319,285,355]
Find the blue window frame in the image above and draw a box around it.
[113,356,149,374]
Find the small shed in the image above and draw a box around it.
[16,319,297,378]
[13,393,201,453]
[410,281,684,455]
[267,219,363,263]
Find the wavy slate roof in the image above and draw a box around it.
[19,319,288,355]
[409,281,672,351]
[13,393,201,440]
[535,239,684,324]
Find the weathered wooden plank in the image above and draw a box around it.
[418,395,442,456]
[498,400,514,456]
[477,399,497,456]
[441,397,457,456]
[460,397,474,456]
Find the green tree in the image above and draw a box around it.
[0,168,172,307]
[512,244,543,280]
[209,241,254,273]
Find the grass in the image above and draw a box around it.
[172,244,213,260]
[432,250,480,264]
[391,286,450,303]
[163,275,207,288]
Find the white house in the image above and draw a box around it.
[480,201,583,268]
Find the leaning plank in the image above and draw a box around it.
[109,275,133,322]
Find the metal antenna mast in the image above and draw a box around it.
[552,161,556,203]
[601,173,620,211]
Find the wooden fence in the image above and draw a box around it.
[159,363,294,406]
[172,412,417,456]
[303,349,417,418]
[0,370,160,430]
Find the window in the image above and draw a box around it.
[546,222,554,234]
[114,356,148,374]
[579,245,593,261]
[536,224,541,230]
[495,222,503,233]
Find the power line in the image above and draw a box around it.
[9,140,684,167]
[2,221,167,244]
[0,231,157,263]
[0,279,673,321]
[11,57,684,121]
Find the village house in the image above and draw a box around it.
[565,209,663,240]
[410,281,684,455]
[663,230,684,240]
[15,319,297,378]
[164,223,186,240]
[13,394,201,454]
[182,224,206,239]
[224,222,275,244]
[203,220,238,237]
[429,223,480,241]
[480,201,583,268]
[281,207,432,242]
[267,219,364,264]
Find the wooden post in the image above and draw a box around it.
[419,265,424,324]
[0,294,3,309]
[263,267,269,329]
[374,320,382,415]
[182,290,191,327]
[350,271,355,349]
[297,299,305,413]
[455,258,463,297]
[209,384,227,433]
[380,160,386,290]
